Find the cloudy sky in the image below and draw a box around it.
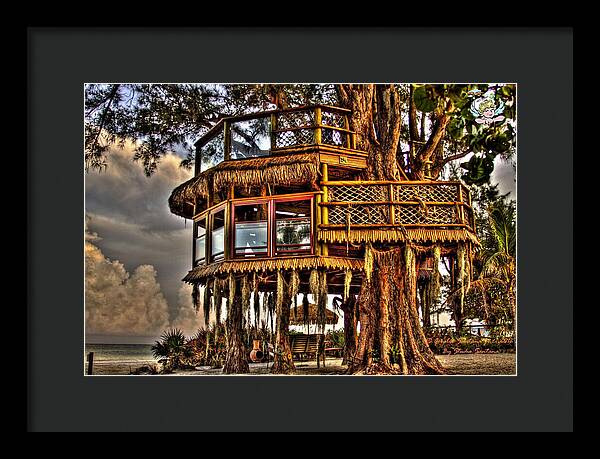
[85,141,206,343]
[85,133,516,344]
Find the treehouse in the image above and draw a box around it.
[169,104,477,295]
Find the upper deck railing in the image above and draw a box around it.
[195,105,358,174]
[320,181,476,231]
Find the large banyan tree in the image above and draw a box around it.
[85,83,516,374]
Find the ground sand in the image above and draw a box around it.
[88,353,516,376]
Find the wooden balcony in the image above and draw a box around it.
[194,105,366,174]
[318,180,479,245]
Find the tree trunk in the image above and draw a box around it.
[349,245,446,375]
[271,283,295,374]
[340,295,358,365]
[223,282,250,374]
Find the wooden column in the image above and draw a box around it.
[388,183,395,225]
[315,193,322,255]
[321,163,328,256]
[344,114,351,149]
[457,184,465,225]
[270,113,277,151]
[223,119,231,160]
[225,186,234,260]
[314,107,322,145]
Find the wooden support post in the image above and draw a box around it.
[195,145,202,175]
[223,119,231,160]
[457,184,465,225]
[87,352,94,375]
[270,113,277,151]
[344,114,351,149]
[388,183,395,225]
[314,107,322,145]
[315,194,322,256]
[225,187,234,260]
[320,163,329,257]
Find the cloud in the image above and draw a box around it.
[85,231,205,338]
[85,141,193,312]
[85,237,171,337]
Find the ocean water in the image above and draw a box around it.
[84,343,157,375]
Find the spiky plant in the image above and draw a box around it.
[151,328,193,372]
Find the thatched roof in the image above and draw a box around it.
[183,256,363,284]
[289,303,339,325]
[319,228,480,245]
[169,153,320,218]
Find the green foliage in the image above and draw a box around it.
[151,328,194,372]
[84,83,336,175]
[413,85,438,112]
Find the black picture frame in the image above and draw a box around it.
[27,27,573,432]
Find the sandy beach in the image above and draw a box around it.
[85,353,516,376]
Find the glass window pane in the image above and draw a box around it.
[235,222,268,256]
[195,236,206,264]
[230,117,271,159]
[234,203,268,258]
[275,199,311,254]
[211,209,225,260]
[194,218,207,264]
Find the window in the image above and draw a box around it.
[211,208,225,262]
[274,198,312,255]
[193,217,207,265]
[234,203,268,258]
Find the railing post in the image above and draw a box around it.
[224,187,234,259]
[344,113,351,149]
[315,194,322,255]
[388,184,395,225]
[195,145,202,175]
[223,119,231,160]
[320,163,328,256]
[457,184,465,225]
[314,107,322,145]
[270,113,277,151]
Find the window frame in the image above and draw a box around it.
[272,195,314,257]
[231,200,270,259]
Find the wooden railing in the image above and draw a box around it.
[194,105,358,174]
[319,180,476,231]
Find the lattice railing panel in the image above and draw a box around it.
[321,128,347,147]
[393,184,459,203]
[274,129,315,148]
[276,110,314,129]
[321,110,346,128]
[329,185,388,203]
[325,182,470,227]
[396,204,459,225]
[329,204,389,225]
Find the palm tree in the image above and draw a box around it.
[470,201,516,328]
[151,328,193,372]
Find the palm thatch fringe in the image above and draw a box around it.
[427,245,441,308]
[288,302,339,326]
[228,272,236,309]
[343,269,352,302]
[252,273,260,329]
[241,274,250,328]
[318,270,328,334]
[319,228,479,245]
[276,270,285,311]
[203,279,212,328]
[182,256,364,283]
[309,269,319,306]
[169,153,320,218]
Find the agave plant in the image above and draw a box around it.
[151,328,193,372]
